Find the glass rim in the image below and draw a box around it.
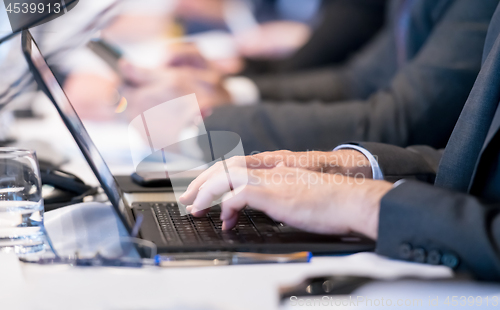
[0,147,35,157]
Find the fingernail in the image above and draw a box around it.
[179,193,186,199]
[186,205,193,213]
[221,222,227,230]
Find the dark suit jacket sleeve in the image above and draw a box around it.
[250,24,398,102]
[351,142,443,183]
[205,0,496,154]
[377,180,500,280]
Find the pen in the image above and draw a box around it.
[154,251,312,267]
[19,252,312,268]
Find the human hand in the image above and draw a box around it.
[165,43,210,70]
[119,60,231,115]
[179,165,392,239]
[181,151,373,193]
[235,21,311,59]
[166,42,244,75]
[63,73,122,121]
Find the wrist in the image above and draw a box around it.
[351,180,392,239]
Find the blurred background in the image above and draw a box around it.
[0,0,386,181]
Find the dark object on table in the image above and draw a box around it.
[279,275,374,301]
[39,160,96,211]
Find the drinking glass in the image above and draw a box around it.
[0,148,45,254]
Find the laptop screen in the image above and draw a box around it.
[24,31,124,214]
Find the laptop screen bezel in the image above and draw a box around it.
[21,29,134,234]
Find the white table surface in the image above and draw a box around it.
[2,203,457,310]
[3,95,499,310]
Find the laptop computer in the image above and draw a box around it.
[22,29,375,254]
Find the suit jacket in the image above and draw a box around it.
[251,0,466,102]
[356,4,500,280]
[205,0,498,154]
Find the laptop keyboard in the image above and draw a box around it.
[134,202,294,246]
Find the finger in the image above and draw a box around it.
[193,69,221,86]
[166,43,208,69]
[191,167,249,213]
[221,215,239,231]
[247,151,294,169]
[219,187,252,230]
[191,208,210,217]
[219,185,270,230]
[245,154,273,169]
[180,156,248,205]
[185,200,210,217]
[168,52,208,69]
[185,204,210,218]
[179,163,225,205]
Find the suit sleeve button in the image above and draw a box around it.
[398,243,413,260]
[412,248,426,263]
[427,250,441,265]
[442,254,459,269]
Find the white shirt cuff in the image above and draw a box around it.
[392,179,407,188]
[333,144,384,180]
[223,76,260,106]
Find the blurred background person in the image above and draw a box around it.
[120,0,496,156]
[60,0,387,121]
[175,0,387,73]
